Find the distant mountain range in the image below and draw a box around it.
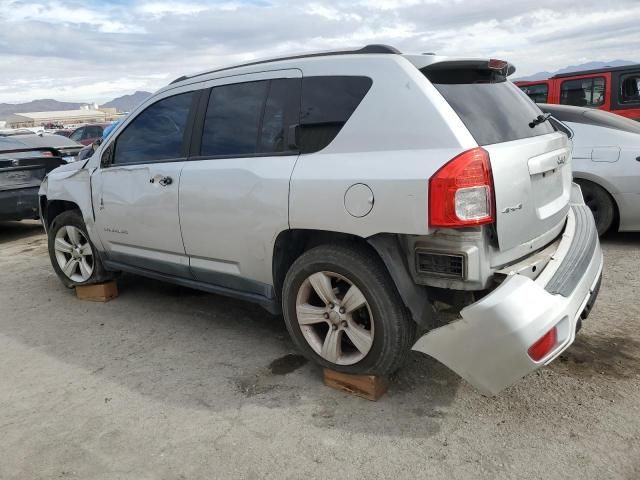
[514,60,636,81]
[100,91,152,112]
[0,91,152,120]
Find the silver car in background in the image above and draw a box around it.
[540,103,640,235]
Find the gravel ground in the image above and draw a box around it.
[0,220,639,480]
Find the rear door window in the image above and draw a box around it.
[560,77,605,107]
[201,81,266,156]
[200,78,296,157]
[620,73,640,104]
[424,67,555,146]
[519,83,549,103]
[299,76,372,154]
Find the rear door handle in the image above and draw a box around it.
[150,176,173,186]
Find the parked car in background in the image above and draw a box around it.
[516,64,640,121]
[1,132,83,221]
[39,46,602,394]
[68,123,110,145]
[539,103,640,235]
[0,131,83,160]
[54,129,73,137]
[75,118,126,162]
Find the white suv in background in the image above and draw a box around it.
[39,45,603,394]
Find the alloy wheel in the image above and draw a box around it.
[53,225,94,283]
[295,271,374,365]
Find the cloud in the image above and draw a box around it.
[0,0,638,102]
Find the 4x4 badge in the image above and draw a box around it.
[501,203,523,213]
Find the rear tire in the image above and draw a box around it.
[48,210,112,288]
[576,180,615,235]
[282,243,415,376]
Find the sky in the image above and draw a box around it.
[1,0,639,103]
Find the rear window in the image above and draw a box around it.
[424,66,555,146]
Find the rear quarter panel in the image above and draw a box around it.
[289,56,474,238]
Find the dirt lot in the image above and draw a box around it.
[0,221,639,480]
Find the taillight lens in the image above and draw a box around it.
[528,327,558,361]
[488,58,508,71]
[429,147,494,228]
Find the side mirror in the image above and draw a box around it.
[100,144,114,168]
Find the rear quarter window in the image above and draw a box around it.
[620,73,640,105]
[299,76,372,154]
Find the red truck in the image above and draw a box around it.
[515,64,640,121]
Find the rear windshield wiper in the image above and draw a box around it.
[529,113,551,128]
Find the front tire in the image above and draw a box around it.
[48,210,112,288]
[282,244,415,376]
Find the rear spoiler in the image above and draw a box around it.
[0,145,83,161]
[422,59,516,77]
[0,147,71,175]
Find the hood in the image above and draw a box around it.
[50,158,87,174]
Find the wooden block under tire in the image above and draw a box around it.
[323,368,388,401]
[75,280,118,302]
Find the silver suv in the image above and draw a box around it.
[39,45,603,394]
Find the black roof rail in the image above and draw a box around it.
[169,44,401,85]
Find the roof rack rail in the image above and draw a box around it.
[169,44,401,85]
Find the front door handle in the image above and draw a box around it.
[150,176,173,186]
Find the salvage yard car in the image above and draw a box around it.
[515,63,640,121]
[68,123,110,146]
[539,103,640,235]
[1,132,83,221]
[38,45,603,394]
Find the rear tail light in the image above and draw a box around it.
[429,147,494,228]
[528,327,558,361]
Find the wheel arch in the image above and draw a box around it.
[272,229,373,300]
[272,228,435,328]
[44,199,82,229]
[41,166,104,249]
[573,174,620,231]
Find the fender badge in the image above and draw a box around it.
[501,203,523,214]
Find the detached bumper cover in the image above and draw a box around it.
[412,189,603,395]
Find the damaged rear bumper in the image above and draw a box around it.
[412,190,603,395]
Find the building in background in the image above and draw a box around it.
[6,106,121,128]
